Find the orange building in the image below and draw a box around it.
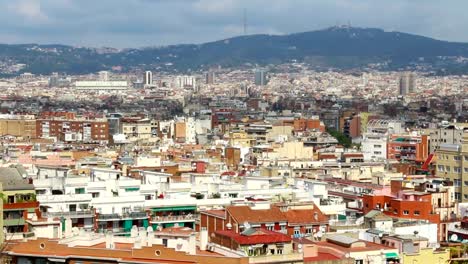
[387,134,429,162]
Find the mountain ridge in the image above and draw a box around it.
[1,26,468,75]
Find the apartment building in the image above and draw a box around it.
[435,132,468,201]
[0,114,36,138]
[36,117,109,142]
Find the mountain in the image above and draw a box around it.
[2,26,468,75]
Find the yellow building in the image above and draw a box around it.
[0,115,36,139]
[435,132,468,201]
[122,119,158,142]
[402,248,449,264]
[229,131,255,147]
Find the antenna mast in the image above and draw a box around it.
[243,8,247,35]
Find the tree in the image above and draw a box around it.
[326,128,352,148]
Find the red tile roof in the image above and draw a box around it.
[283,207,328,225]
[215,229,291,245]
[303,252,342,261]
[226,205,287,224]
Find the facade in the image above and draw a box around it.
[435,133,468,201]
[429,124,467,153]
[36,118,109,143]
[205,71,215,84]
[0,114,36,139]
[122,118,159,142]
[144,70,153,85]
[387,134,429,163]
[254,69,268,86]
[399,71,416,95]
[0,166,37,236]
[176,75,196,89]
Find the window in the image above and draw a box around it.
[69,204,77,212]
[91,192,100,198]
[438,165,444,171]
[464,194,468,200]
[455,179,462,187]
[248,249,254,256]
[294,228,300,235]
[75,188,85,194]
[454,156,461,161]
[403,210,409,215]
[305,227,313,234]
[374,144,382,148]
[446,166,451,172]
[267,225,274,231]
[414,211,420,216]
[454,167,462,173]
[465,167,468,173]
[455,192,461,201]
[465,156,468,161]
[277,249,283,254]
[464,181,468,187]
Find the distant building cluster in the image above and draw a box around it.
[0,65,467,263]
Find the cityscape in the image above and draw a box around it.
[0,1,468,264]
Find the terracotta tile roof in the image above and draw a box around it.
[215,228,291,245]
[226,205,287,224]
[303,252,342,261]
[283,207,328,225]
[202,210,226,219]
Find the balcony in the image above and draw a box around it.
[4,218,25,226]
[123,211,148,219]
[43,210,94,219]
[97,212,148,221]
[151,214,197,223]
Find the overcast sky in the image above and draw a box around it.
[0,0,467,48]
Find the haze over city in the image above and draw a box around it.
[2,0,468,47]
[0,1,468,264]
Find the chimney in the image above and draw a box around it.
[199,227,208,250]
[139,227,147,245]
[130,225,138,238]
[105,231,115,249]
[147,226,154,247]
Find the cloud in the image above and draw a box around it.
[0,0,467,47]
[8,0,48,22]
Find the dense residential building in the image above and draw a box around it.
[435,132,468,201]
[0,114,36,139]
[36,117,110,142]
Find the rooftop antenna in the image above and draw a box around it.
[243,8,247,36]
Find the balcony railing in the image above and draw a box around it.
[97,212,148,221]
[43,210,94,218]
[151,214,197,223]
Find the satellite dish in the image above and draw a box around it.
[451,234,459,242]
[244,221,251,229]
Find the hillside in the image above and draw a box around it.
[2,26,468,75]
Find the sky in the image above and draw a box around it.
[0,0,467,48]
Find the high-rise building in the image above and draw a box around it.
[254,69,268,86]
[176,76,196,89]
[144,71,153,86]
[205,72,215,84]
[399,72,416,95]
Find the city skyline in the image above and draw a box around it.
[1,0,468,48]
